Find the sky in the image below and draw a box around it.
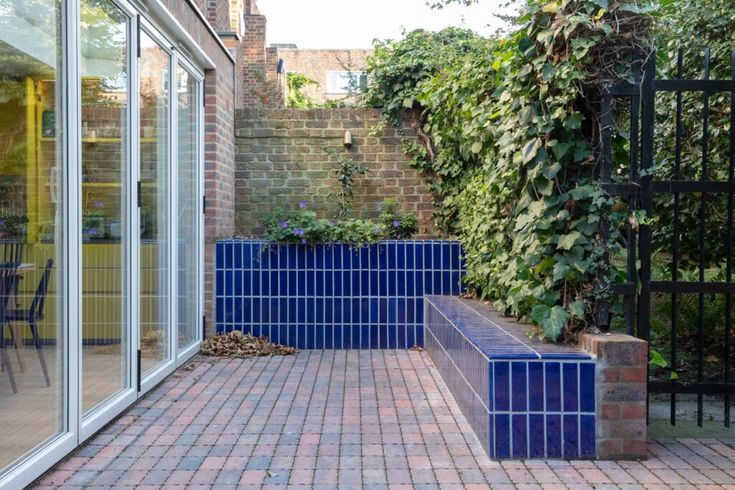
[257,0,515,49]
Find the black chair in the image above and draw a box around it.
[1,240,23,267]
[0,262,18,394]
[5,259,53,387]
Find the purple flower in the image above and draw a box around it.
[86,229,98,236]
[298,201,308,210]
[0,220,5,227]
[392,220,401,228]
[278,221,289,229]
[301,239,308,244]
[94,201,104,208]
[374,227,382,234]
[293,228,305,236]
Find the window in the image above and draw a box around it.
[326,71,367,94]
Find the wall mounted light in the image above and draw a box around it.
[343,131,353,148]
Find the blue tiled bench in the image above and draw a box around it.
[424,296,596,459]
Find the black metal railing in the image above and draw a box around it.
[602,48,735,427]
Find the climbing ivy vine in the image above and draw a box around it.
[365,0,656,341]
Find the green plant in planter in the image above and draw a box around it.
[325,147,369,220]
[379,199,418,239]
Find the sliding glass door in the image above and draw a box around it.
[0,0,203,485]
[0,0,66,473]
[139,30,171,377]
[176,64,200,356]
[79,0,131,417]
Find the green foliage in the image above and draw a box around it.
[325,147,370,219]
[378,199,419,239]
[365,0,655,341]
[263,199,418,246]
[286,73,319,109]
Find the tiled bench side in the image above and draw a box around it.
[424,295,597,460]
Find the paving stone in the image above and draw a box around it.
[30,352,735,489]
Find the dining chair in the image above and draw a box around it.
[0,262,18,394]
[5,259,53,387]
[1,239,24,370]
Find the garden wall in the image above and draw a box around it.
[234,108,437,237]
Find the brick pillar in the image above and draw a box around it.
[579,333,648,460]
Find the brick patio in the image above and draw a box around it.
[34,351,735,489]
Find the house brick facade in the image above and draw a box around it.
[278,49,373,105]
[159,0,240,335]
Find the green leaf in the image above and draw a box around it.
[649,349,668,369]
[471,141,483,154]
[523,139,542,164]
[557,231,582,250]
[570,300,585,319]
[544,306,570,342]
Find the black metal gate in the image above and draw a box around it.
[601,48,735,427]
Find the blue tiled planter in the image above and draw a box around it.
[215,240,465,349]
[424,296,596,459]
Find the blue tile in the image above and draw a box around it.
[493,362,510,411]
[234,244,242,269]
[216,297,224,323]
[563,414,579,459]
[423,243,433,269]
[319,325,329,350]
[415,326,423,346]
[563,363,579,412]
[406,326,415,349]
[224,242,233,268]
[369,325,379,349]
[378,325,388,349]
[528,362,544,412]
[369,270,379,296]
[580,414,595,458]
[333,324,343,349]
[433,243,442,268]
[288,271,297,296]
[251,271,260,295]
[216,242,225,269]
[529,414,545,458]
[269,271,279,296]
[512,414,528,459]
[350,325,360,349]
[269,298,279,323]
[546,414,562,458]
[342,271,351,296]
[494,414,510,459]
[216,270,224,296]
[580,363,595,413]
[511,362,527,412]
[545,363,561,412]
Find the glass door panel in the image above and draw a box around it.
[80,0,129,415]
[139,31,170,376]
[176,66,199,353]
[0,0,66,473]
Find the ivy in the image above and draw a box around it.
[365,0,656,342]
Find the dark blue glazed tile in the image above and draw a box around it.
[306,246,316,268]
[388,243,398,269]
[369,325,379,349]
[387,325,397,350]
[342,325,352,349]
[251,271,260,295]
[397,324,407,349]
[494,415,510,459]
[414,271,424,295]
[580,414,595,458]
[314,325,324,350]
[351,299,360,323]
[512,414,528,459]
[415,326,424,346]
[442,242,451,269]
[354,326,365,349]
[326,324,335,350]
[216,242,225,269]
[333,245,343,269]
[528,362,544,412]
[288,271,297,296]
[563,363,579,412]
[234,244,243,269]
[306,271,315,296]
[529,414,545,458]
[378,325,388,349]
[406,326,416,349]
[563,414,579,459]
[546,414,562,458]
[269,271,279,296]
[545,363,561,412]
[295,298,305,323]
[351,271,360,294]
[269,298,279,323]
[342,271,352,296]
[580,363,595,413]
[511,363,527,412]
[224,298,233,323]
[216,297,224,323]
[493,362,510,411]
[224,242,233,268]
[216,270,224,296]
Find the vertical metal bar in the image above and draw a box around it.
[697,48,712,428]
[598,94,613,331]
[671,48,683,426]
[627,92,640,336]
[724,48,735,428]
[639,53,656,425]
[639,53,655,342]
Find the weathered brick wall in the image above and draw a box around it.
[580,333,648,460]
[235,108,438,237]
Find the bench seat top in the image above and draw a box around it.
[425,295,592,361]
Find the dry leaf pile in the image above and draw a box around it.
[201,331,298,358]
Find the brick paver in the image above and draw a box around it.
[33,351,735,489]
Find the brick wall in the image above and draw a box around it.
[278,49,373,105]
[161,0,237,336]
[234,108,438,238]
[580,333,648,460]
